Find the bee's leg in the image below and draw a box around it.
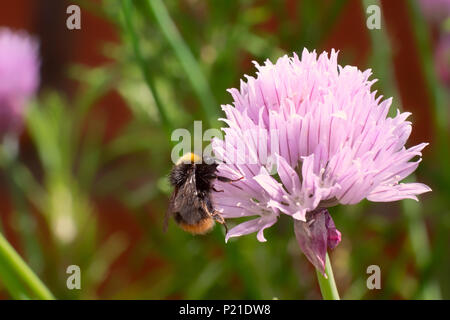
[201,201,228,234]
[212,186,224,193]
[217,176,244,183]
[211,211,228,234]
[216,176,243,191]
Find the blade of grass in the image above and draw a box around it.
[317,0,349,47]
[405,0,450,195]
[0,232,54,300]
[143,0,220,128]
[0,261,31,299]
[0,139,45,276]
[120,0,174,135]
[363,0,441,299]
[406,0,450,163]
[363,0,400,109]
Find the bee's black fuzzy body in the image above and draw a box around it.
[166,153,237,235]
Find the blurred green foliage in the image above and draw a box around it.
[0,0,449,300]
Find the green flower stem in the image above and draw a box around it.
[315,253,340,300]
[0,232,54,300]
[144,0,219,128]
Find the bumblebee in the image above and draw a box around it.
[165,153,242,235]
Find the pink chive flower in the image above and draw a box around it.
[211,49,431,274]
[0,28,40,137]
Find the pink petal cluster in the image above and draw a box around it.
[211,49,431,271]
[0,28,40,137]
[294,208,341,274]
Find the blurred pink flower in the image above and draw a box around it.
[419,0,450,24]
[212,49,431,274]
[0,28,40,137]
[435,34,450,87]
[418,0,450,88]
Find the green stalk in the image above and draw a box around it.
[0,262,31,300]
[144,0,219,128]
[0,232,54,300]
[315,253,340,300]
[120,0,173,134]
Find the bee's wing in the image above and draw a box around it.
[163,187,178,232]
[173,173,199,210]
[164,170,198,231]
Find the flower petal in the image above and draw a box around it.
[367,182,432,202]
[253,168,285,201]
[275,154,301,194]
[225,215,278,243]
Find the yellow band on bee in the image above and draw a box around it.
[179,217,215,234]
[176,152,202,165]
